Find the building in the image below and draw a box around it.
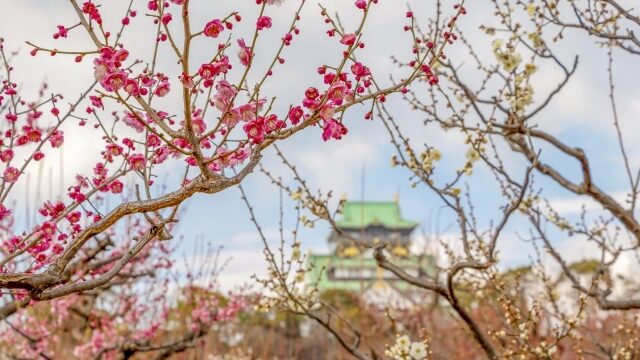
[306,200,434,307]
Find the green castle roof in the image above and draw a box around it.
[336,201,418,230]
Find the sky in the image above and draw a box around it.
[0,0,639,290]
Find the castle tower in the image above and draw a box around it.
[306,200,433,304]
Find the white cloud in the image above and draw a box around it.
[294,135,377,194]
[171,247,267,291]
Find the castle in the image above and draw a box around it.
[306,200,434,307]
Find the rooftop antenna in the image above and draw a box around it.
[360,161,366,205]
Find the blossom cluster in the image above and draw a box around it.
[385,335,429,360]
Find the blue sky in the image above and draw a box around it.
[1,0,638,289]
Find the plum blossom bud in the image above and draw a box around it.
[204,19,224,38]
[256,16,272,30]
[3,167,20,183]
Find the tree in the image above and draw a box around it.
[0,0,434,357]
[251,0,640,359]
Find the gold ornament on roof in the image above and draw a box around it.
[392,245,409,258]
[341,245,360,258]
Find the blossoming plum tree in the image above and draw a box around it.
[0,0,430,301]
[0,0,454,357]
